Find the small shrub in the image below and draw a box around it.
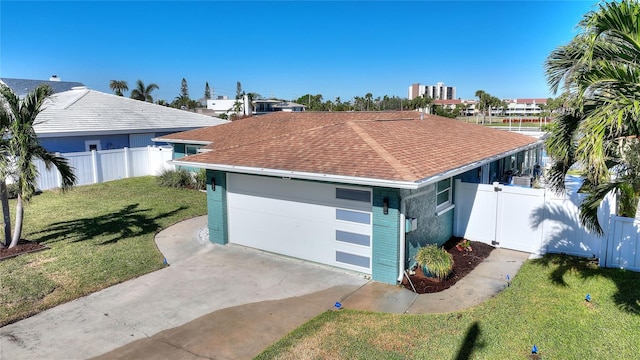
[194,168,207,191]
[415,244,454,280]
[156,168,194,189]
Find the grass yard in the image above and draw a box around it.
[257,255,640,359]
[0,176,207,326]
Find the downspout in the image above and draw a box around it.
[397,186,435,282]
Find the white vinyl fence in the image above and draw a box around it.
[454,177,640,272]
[35,146,174,191]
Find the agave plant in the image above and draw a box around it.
[414,244,454,280]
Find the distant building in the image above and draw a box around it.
[408,82,456,100]
[207,96,306,116]
[1,76,84,98]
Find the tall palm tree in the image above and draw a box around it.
[544,0,640,233]
[130,80,159,103]
[0,84,76,248]
[109,80,129,96]
[365,93,373,111]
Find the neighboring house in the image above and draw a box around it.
[1,76,84,98]
[206,95,252,117]
[157,111,543,285]
[33,86,228,153]
[253,99,306,114]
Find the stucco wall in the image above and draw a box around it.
[402,186,454,269]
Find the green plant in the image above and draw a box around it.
[414,244,454,279]
[456,239,473,252]
[6,183,19,199]
[195,168,207,191]
[156,168,194,189]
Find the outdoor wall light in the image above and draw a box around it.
[383,197,389,215]
[212,178,216,191]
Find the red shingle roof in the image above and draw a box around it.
[157,111,538,183]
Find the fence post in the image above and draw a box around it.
[56,152,63,188]
[124,147,130,178]
[91,150,99,184]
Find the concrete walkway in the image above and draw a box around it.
[0,216,370,360]
[342,248,530,314]
[0,216,530,360]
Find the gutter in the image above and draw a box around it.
[151,138,212,145]
[169,160,421,189]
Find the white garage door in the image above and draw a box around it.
[227,173,372,273]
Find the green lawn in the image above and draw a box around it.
[257,255,640,359]
[0,176,207,326]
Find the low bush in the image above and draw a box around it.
[156,168,194,189]
[194,168,207,191]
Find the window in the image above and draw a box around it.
[336,188,371,203]
[336,209,371,225]
[85,140,101,152]
[335,251,370,269]
[185,145,201,155]
[436,178,452,209]
[336,230,370,247]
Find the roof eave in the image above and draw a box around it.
[153,138,212,145]
[168,160,421,190]
[414,140,544,188]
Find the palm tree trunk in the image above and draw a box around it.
[9,193,23,248]
[0,181,11,248]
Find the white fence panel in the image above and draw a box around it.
[496,185,546,254]
[34,146,174,191]
[454,181,497,245]
[147,146,174,175]
[454,178,613,257]
[34,160,61,190]
[605,216,640,271]
[543,192,604,258]
[97,149,128,182]
[65,152,96,186]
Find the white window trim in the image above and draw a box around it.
[436,177,452,213]
[85,140,101,152]
[185,144,202,155]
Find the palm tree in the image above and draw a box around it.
[109,80,129,96]
[130,80,159,102]
[0,84,76,248]
[365,93,373,111]
[544,0,640,233]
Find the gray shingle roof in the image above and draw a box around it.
[0,78,85,97]
[35,87,228,137]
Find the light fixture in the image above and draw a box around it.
[212,177,216,191]
[383,197,389,215]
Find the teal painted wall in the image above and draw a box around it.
[402,187,455,269]
[206,170,228,245]
[372,188,401,284]
[173,143,186,159]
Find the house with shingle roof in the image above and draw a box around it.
[0,76,84,98]
[33,86,228,152]
[156,111,543,284]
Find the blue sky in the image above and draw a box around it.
[1,1,595,102]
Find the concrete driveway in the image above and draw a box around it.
[0,216,370,360]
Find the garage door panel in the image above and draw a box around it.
[227,174,372,273]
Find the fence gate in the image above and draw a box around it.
[454,180,546,254]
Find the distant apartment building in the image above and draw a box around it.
[408,82,456,100]
[434,98,548,117]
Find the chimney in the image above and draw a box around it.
[49,75,61,82]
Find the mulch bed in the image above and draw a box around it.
[0,240,48,261]
[402,237,494,294]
